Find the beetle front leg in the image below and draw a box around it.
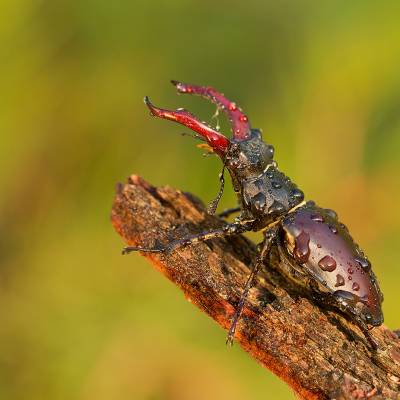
[207,165,226,215]
[122,220,252,255]
[226,227,278,345]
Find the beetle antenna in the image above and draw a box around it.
[171,80,251,141]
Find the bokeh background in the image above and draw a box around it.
[1,1,400,399]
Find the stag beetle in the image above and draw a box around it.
[123,80,383,349]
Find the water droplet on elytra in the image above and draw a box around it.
[318,255,337,272]
[352,282,360,291]
[354,257,371,271]
[329,225,338,234]
[294,231,310,264]
[335,274,345,287]
[325,209,338,219]
[311,214,324,222]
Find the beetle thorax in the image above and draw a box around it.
[225,130,275,185]
[225,130,304,228]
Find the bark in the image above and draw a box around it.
[111,175,400,400]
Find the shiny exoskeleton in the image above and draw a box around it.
[123,80,383,349]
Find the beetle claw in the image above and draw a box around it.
[143,95,230,156]
[171,80,251,140]
[122,245,164,255]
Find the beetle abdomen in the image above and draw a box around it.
[281,202,383,326]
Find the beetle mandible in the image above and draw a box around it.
[123,80,383,349]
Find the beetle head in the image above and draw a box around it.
[225,129,275,180]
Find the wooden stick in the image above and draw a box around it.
[111,175,400,400]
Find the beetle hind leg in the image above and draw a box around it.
[226,227,278,345]
[357,320,378,351]
[322,293,379,351]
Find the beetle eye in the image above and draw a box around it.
[365,312,372,323]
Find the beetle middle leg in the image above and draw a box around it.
[227,227,278,345]
[122,220,253,255]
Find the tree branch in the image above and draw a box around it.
[111,175,400,400]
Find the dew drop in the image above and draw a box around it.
[252,192,266,212]
[348,276,352,281]
[239,115,248,122]
[272,181,282,189]
[318,255,337,272]
[354,257,371,271]
[311,214,324,222]
[291,188,304,200]
[268,200,285,214]
[348,267,354,275]
[352,282,360,291]
[329,225,338,234]
[335,274,345,287]
[325,209,338,219]
[294,231,310,264]
[229,102,237,111]
[334,290,358,305]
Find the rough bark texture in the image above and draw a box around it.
[111,175,400,400]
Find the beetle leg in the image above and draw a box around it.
[226,227,278,346]
[218,206,241,219]
[171,80,251,141]
[122,220,252,255]
[357,320,378,350]
[207,165,226,215]
[324,293,379,351]
[144,96,230,156]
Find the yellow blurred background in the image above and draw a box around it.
[1,1,400,399]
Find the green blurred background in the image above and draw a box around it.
[1,1,400,399]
